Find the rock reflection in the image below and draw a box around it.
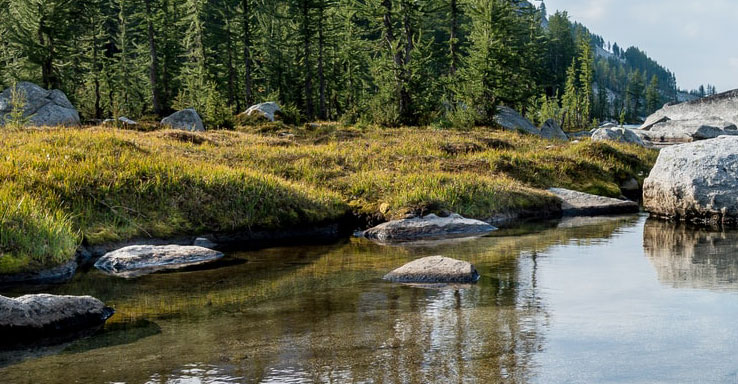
[644,218,738,290]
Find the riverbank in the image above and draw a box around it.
[0,124,656,276]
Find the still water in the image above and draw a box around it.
[3,214,738,383]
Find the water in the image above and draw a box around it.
[3,214,738,383]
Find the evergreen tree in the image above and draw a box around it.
[645,75,661,114]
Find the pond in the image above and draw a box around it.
[3,214,738,383]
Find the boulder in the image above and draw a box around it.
[639,119,738,144]
[540,119,568,141]
[591,127,646,146]
[494,106,540,136]
[641,89,738,130]
[103,116,137,126]
[599,121,619,128]
[161,109,205,132]
[549,188,639,216]
[94,245,224,278]
[0,82,80,127]
[243,102,282,122]
[643,136,738,226]
[568,130,593,139]
[384,256,480,284]
[362,213,497,243]
[0,294,114,343]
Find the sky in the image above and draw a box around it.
[537,0,738,92]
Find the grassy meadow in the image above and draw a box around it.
[0,123,657,274]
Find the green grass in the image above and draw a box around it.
[0,124,657,274]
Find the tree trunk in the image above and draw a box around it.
[449,0,458,75]
[225,17,239,111]
[144,0,162,116]
[242,0,253,105]
[302,0,313,119]
[317,3,326,120]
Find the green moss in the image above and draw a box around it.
[0,126,656,274]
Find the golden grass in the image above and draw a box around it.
[0,124,656,273]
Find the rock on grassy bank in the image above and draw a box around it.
[0,124,656,276]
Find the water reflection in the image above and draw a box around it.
[0,215,640,383]
[644,219,738,290]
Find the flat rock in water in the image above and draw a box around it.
[384,256,479,284]
[548,188,639,216]
[0,294,114,343]
[94,245,224,278]
[643,136,738,226]
[161,109,205,132]
[362,213,497,243]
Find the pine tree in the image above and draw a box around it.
[645,75,661,114]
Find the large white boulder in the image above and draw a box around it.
[0,82,80,127]
[643,136,738,226]
[161,109,205,132]
[639,119,738,144]
[641,89,738,130]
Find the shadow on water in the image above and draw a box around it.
[0,319,161,369]
[0,214,641,383]
[644,218,738,291]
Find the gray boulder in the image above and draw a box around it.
[362,213,497,243]
[643,136,738,226]
[384,256,480,284]
[103,116,137,126]
[95,245,224,278]
[540,119,568,141]
[0,82,80,127]
[0,294,114,343]
[591,127,646,146]
[161,109,205,132]
[640,119,738,144]
[641,89,738,130]
[549,188,639,216]
[243,102,282,122]
[494,106,540,136]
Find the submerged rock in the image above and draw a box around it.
[243,102,282,122]
[94,245,224,278]
[0,82,80,127]
[549,188,639,216]
[362,213,497,243]
[643,136,738,226]
[384,256,480,284]
[494,106,540,136]
[591,127,645,146]
[0,294,114,344]
[540,119,568,141]
[161,109,205,132]
[0,260,77,286]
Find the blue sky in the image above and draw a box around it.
[538,0,738,92]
